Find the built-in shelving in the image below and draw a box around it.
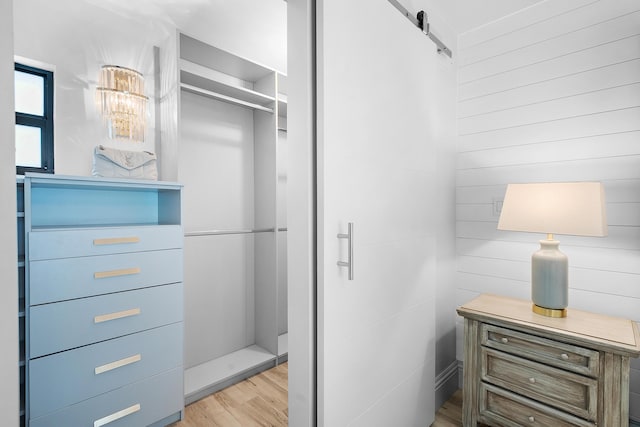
[180,59,275,111]
[180,82,274,113]
[177,30,288,403]
[184,345,276,404]
[277,73,288,132]
[179,33,278,114]
[277,95,288,117]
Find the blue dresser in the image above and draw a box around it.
[23,174,184,427]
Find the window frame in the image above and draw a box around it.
[15,62,54,175]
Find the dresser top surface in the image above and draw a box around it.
[457,294,640,356]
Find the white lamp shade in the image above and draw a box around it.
[497,182,608,237]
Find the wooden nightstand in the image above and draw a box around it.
[457,294,640,427]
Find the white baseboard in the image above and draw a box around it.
[435,360,459,410]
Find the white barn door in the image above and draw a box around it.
[317,0,438,425]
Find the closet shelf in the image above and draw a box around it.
[184,345,276,404]
[180,59,275,111]
[184,228,275,237]
[181,83,274,113]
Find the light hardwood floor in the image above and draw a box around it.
[171,363,464,426]
[170,363,288,427]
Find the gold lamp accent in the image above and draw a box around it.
[96,65,148,141]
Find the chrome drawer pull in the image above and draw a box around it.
[561,353,569,360]
[95,354,141,375]
[93,236,140,246]
[528,416,535,423]
[500,337,508,344]
[529,377,536,384]
[94,403,141,427]
[94,267,141,279]
[94,308,141,324]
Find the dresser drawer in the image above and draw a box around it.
[479,382,595,427]
[482,324,599,378]
[481,347,597,420]
[29,322,182,419]
[29,367,183,427]
[30,283,183,358]
[29,249,183,305]
[29,225,183,260]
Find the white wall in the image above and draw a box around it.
[13,0,169,175]
[12,0,286,178]
[455,0,640,420]
[287,1,316,425]
[0,1,19,425]
[177,0,287,74]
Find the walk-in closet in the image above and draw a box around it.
[171,32,289,403]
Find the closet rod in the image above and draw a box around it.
[185,228,275,237]
[387,0,453,58]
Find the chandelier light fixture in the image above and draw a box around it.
[96,65,148,142]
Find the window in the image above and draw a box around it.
[15,63,54,175]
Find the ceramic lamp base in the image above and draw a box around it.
[531,238,568,317]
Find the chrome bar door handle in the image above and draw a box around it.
[337,222,354,280]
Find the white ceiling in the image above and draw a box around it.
[427,0,546,35]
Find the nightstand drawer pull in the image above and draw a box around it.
[93,236,140,246]
[501,337,509,344]
[94,267,141,279]
[95,354,142,375]
[528,416,535,423]
[529,377,536,384]
[561,353,569,360]
[94,403,140,427]
[94,308,141,324]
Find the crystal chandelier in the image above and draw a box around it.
[96,65,148,141]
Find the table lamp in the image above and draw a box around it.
[497,182,607,318]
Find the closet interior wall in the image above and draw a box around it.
[170,32,288,403]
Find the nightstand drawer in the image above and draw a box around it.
[29,322,182,419]
[482,324,599,377]
[29,225,183,260]
[29,249,183,305]
[480,383,595,427]
[29,367,183,427]
[481,348,597,420]
[30,283,183,358]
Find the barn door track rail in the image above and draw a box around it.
[387,0,453,58]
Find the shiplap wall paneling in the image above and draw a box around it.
[456,0,640,421]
